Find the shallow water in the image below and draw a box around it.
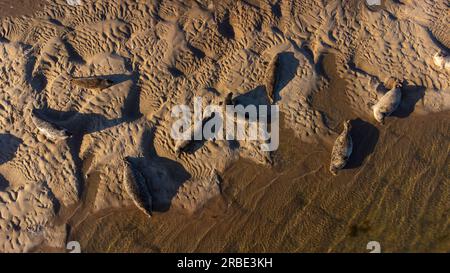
[64,108,449,253]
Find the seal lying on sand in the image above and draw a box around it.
[373,83,402,124]
[265,54,280,104]
[70,76,114,90]
[330,120,353,176]
[365,0,384,11]
[174,94,235,155]
[211,169,223,194]
[31,111,71,140]
[174,114,206,156]
[433,52,450,71]
[123,158,152,218]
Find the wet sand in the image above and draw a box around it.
[64,108,449,253]
[312,52,355,130]
[0,0,47,18]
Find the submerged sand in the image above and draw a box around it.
[0,0,449,252]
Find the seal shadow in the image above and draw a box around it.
[217,10,235,39]
[121,72,143,121]
[62,39,85,64]
[345,119,379,169]
[271,52,299,103]
[92,73,131,86]
[128,129,191,212]
[0,174,9,191]
[425,28,450,53]
[233,85,272,121]
[234,85,270,106]
[0,134,22,165]
[392,84,425,118]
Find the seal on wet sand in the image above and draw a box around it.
[70,76,114,90]
[123,158,153,218]
[31,111,71,140]
[372,83,402,124]
[330,120,353,176]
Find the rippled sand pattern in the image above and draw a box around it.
[0,0,448,252]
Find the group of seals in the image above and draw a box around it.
[29,75,155,217]
[30,75,115,140]
[330,80,404,175]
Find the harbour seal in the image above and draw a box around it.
[330,120,353,176]
[433,52,450,71]
[211,169,223,194]
[174,94,233,155]
[70,76,114,90]
[265,54,280,104]
[365,0,384,11]
[123,158,153,218]
[31,111,71,140]
[372,83,402,124]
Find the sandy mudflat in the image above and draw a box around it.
[0,0,48,17]
[66,110,450,253]
[0,0,449,253]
